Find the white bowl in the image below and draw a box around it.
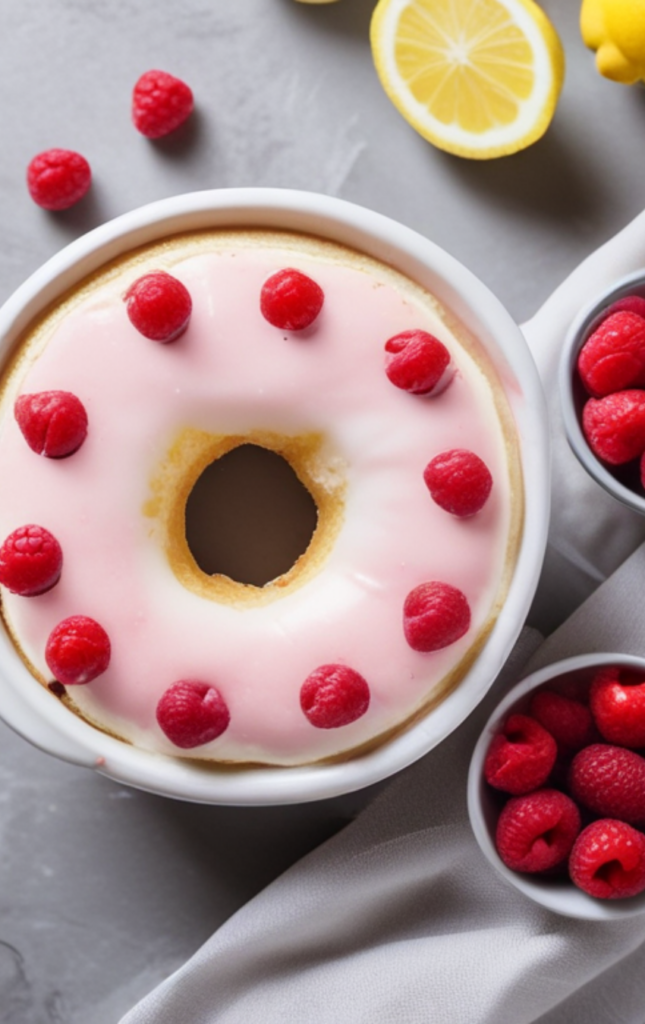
[468,653,645,920]
[0,188,549,805]
[560,271,645,515]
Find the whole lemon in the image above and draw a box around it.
[581,0,645,83]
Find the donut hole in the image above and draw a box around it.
[147,427,346,606]
[185,444,319,587]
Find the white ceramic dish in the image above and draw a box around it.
[0,188,549,805]
[468,652,645,920]
[560,270,645,515]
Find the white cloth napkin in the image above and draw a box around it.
[120,212,645,1023]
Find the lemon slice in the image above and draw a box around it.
[370,0,565,159]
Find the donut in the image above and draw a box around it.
[0,230,523,766]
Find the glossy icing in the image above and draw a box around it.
[0,232,520,765]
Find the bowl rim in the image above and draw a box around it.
[0,187,550,805]
[559,269,645,516]
[467,651,645,920]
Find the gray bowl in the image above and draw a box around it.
[560,270,645,515]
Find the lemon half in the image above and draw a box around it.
[370,0,565,159]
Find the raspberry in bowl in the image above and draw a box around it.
[560,273,645,514]
[467,653,645,919]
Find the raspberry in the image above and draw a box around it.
[45,615,111,686]
[0,525,62,596]
[26,149,91,211]
[484,713,558,795]
[577,312,645,397]
[590,667,645,748]
[14,390,88,458]
[132,70,194,139]
[124,271,192,343]
[530,688,596,752]
[300,664,370,729]
[582,390,645,464]
[403,581,470,652]
[605,295,645,320]
[569,819,645,899]
[555,674,593,704]
[156,680,230,748]
[423,449,492,517]
[495,789,581,873]
[384,329,452,395]
[568,744,645,827]
[260,268,324,331]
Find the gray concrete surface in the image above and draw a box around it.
[0,1,644,1020]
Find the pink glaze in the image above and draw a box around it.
[0,243,515,765]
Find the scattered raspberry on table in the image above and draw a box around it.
[26,149,91,211]
[132,70,194,138]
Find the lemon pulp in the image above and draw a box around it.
[371,0,564,159]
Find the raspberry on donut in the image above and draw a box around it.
[132,70,194,139]
[423,449,492,517]
[156,680,230,748]
[260,268,324,331]
[578,311,645,397]
[495,789,581,874]
[15,390,88,458]
[484,713,557,795]
[45,616,111,686]
[0,525,62,596]
[26,149,91,211]
[569,819,645,899]
[582,390,645,464]
[384,329,452,395]
[403,581,471,652]
[300,664,370,729]
[124,271,192,343]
